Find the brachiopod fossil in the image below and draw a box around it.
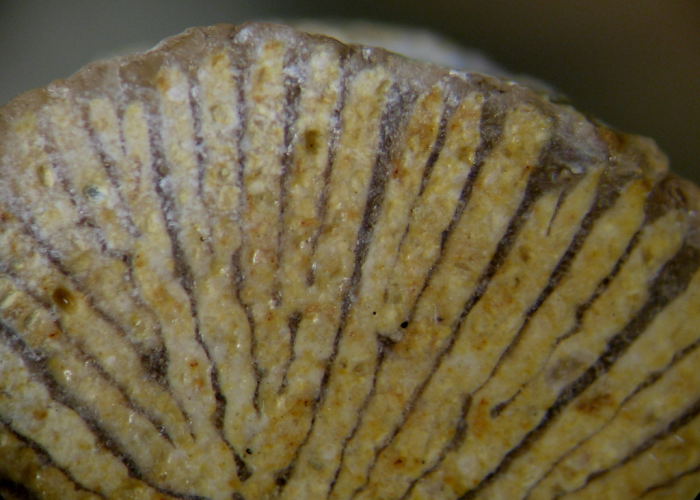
[0,22,699,500]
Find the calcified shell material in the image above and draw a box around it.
[0,22,699,500]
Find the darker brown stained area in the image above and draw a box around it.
[52,286,76,312]
[574,392,616,415]
[304,129,320,154]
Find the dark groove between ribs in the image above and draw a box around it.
[91,355,173,443]
[381,78,460,305]
[140,346,170,391]
[3,164,160,367]
[36,116,79,214]
[187,69,215,257]
[146,105,202,391]
[189,82,211,239]
[39,116,121,273]
[524,321,700,499]
[415,79,462,198]
[232,246,262,416]
[279,310,303,392]
[0,421,106,499]
[272,48,304,307]
[33,227,165,367]
[545,188,568,237]
[399,395,473,500]
[146,97,252,480]
[357,122,579,496]
[351,94,517,497]
[229,40,266,416]
[330,91,505,498]
[553,403,700,500]
[80,102,176,384]
[643,173,698,224]
[0,322,206,499]
[278,80,414,494]
[250,44,305,409]
[633,462,700,499]
[80,102,141,239]
[185,72,252,479]
[0,477,40,500]
[338,85,465,487]
[631,336,700,403]
[552,174,682,351]
[234,41,285,413]
[402,91,504,328]
[44,94,196,428]
[0,261,174,444]
[338,82,418,343]
[574,397,700,497]
[305,47,351,288]
[398,123,613,492]
[555,228,643,348]
[0,147,170,388]
[192,41,256,432]
[490,172,630,418]
[458,242,700,499]
[228,43,261,425]
[328,335,396,497]
[324,82,416,396]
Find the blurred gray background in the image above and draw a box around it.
[0,0,698,184]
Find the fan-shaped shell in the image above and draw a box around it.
[0,22,699,500]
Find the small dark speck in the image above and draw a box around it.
[83,184,103,200]
[275,477,287,487]
[373,311,376,315]
[246,448,253,455]
[400,321,409,329]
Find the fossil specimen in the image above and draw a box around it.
[0,22,699,500]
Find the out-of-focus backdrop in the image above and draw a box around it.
[0,0,698,184]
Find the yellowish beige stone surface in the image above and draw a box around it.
[0,22,699,500]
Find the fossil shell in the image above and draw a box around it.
[0,22,699,500]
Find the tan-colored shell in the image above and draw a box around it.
[0,22,699,500]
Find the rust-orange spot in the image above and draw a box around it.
[471,398,490,439]
[472,335,489,351]
[299,218,317,228]
[597,128,628,152]
[575,393,615,415]
[155,74,170,93]
[212,53,227,66]
[519,245,531,263]
[32,409,48,420]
